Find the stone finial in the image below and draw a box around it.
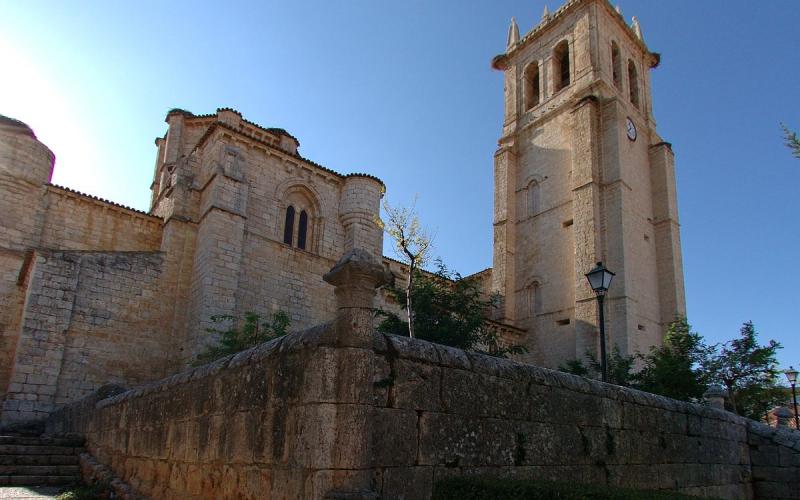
[507,17,520,49]
[775,406,794,428]
[615,5,621,15]
[703,385,727,410]
[323,249,392,346]
[542,5,550,21]
[631,16,644,41]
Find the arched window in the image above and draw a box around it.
[628,60,640,108]
[611,42,622,90]
[279,184,320,252]
[554,40,570,91]
[527,282,542,319]
[297,210,308,250]
[523,62,540,110]
[283,206,295,245]
[527,181,539,216]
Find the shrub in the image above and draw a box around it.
[193,311,289,366]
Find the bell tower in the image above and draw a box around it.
[491,0,685,367]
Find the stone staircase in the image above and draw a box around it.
[0,434,84,487]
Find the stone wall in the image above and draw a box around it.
[40,186,163,252]
[2,250,172,423]
[45,324,800,499]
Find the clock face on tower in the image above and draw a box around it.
[626,117,637,141]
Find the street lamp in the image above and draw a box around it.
[785,366,799,429]
[585,262,615,383]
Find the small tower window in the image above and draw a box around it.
[611,42,622,90]
[528,282,542,318]
[523,62,540,111]
[283,206,295,245]
[297,210,308,250]
[628,60,640,108]
[527,180,540,216]
[554,40,570,91]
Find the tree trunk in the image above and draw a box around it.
[726,382,738,414]
[406,262,415,338]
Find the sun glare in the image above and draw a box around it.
[0,37,107,197]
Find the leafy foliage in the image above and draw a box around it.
[782,123,800,159]
[559,318,786,421]
[558,345,636,387]
[636,318,710,402]
[193,311,290,366]
[378,260,527,358]
[703,321,782,418]
[432,477,719,500]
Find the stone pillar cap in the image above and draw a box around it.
[323,248,391,289]
[703,385,727,398]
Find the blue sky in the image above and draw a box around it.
[1,1,798,369]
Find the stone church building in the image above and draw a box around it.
[0,0,684,424]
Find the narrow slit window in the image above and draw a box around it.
[611,42,622,89]
[283,206,295,245]
[297,210,308,250]
[527,181,539,216]
[529,283,542,318]
[628,60,640,108]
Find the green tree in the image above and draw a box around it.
[703,321,782,417]
[378,260,526,358]
[635,318,709,402]
[558,346,636,387]
[782,123,800,159]
[379,198,432,338]
[736,382,788,422]
[193,311,290,366]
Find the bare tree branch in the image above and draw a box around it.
[379,197,432,338]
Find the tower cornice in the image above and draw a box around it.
[492,0,660,71]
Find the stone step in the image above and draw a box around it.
[0,454,79,466]
[0,464,80,476]
[0,444,84,456]
[0,435,84,447]
[0,474,79,486]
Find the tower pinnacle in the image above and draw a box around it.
[631,16,644,41]
[507,17,520,49]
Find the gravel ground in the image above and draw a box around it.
[0,486,63,499]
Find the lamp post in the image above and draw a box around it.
[784,366,799,430]
[585,262,615,383]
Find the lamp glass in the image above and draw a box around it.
[585,262,615,294]
[786,367,799,385]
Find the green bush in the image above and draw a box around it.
[432,477,720,500]
[193,311,290,366]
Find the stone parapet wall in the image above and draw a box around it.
[747,422,800,499]
[47,324,370,499]
[373,334,754,499]
[45,323,800,499]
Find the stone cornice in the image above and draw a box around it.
[493,0,659,71]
